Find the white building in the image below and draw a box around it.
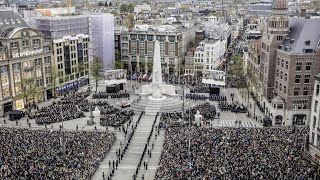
[203,17,231,41]
[194,38,227,72]
[309,74,320,149]
[134,3,151,14]
[90,14,115,70]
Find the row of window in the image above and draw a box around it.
[295,74,311,84]
[296,61,312,71]
[275,81,287,94]
[10,39,40,49]
[276,69,288,81]
[293,86,310,96]
[277,58,289,69]
[129,35,177,42]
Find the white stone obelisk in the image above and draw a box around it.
[152,40,162,84]
[140,40,176,99]
[151,40,163,99]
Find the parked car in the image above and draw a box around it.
[121,100,131,108]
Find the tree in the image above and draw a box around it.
[50,66,59,98]
[114,60,124,69]
[105,1,109,7]
[229,55,245,88]
[109,1,112,7]
[124,13,135,30]
[127,3,134,13]
[244,66,259,107]
[77,62,85,90]
[229,55,260,106]
[98,2,104,6]
[111,9,119,16]
[91,56,104,93]
[312,0,320,13]
[120,4,127,12]
[15,77,37,108]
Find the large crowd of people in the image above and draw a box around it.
[92,92,129,99]
[160,112,183,127]
[209,94,227,101]
[185,94,207,100]
[100,110,134,127]
[0,127,116,179]
[29,91,90,125]
[159,103,216,127]
[156,126,319,179]
[32,103,85,125]
[186,102,216,121]
[191,85,210,93]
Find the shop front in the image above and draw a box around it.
[15,99,24,110]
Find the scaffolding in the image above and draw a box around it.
[36,15,89,39]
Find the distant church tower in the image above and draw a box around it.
[268,0,289,36]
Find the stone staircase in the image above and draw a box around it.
[127,97,183,115]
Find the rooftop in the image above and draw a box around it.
[279,17,320,54]
[0,9,30,37]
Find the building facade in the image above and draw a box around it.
[0,9,53,114]
[194,38,227,73]
[118,26,197,75]
[0,27,52,114]
[36,15,91,93]
[254,0,320,126]
[309,75,320,149]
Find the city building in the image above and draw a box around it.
[309,74,320,154]
[21,7,76,28]
[255,0,320,126]
[247,2,272,17]
[195,30,205,46]
[203,17,231,46]
[194,38,227,73]
[36,15,91,93]
[0,9,52,114]
[90,14,115,70]
[134,3,151,14]
[117,24,198,74]
[243,29,262,74]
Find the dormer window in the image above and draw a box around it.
[305,40,310,46]
[10,42,18,49]
[33,39,40,47]
[22,40,29,47]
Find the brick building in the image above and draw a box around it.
[250,0,320,126]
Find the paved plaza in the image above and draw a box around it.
[0,79,266,180]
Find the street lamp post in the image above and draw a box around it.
[187,99,191,170]
[60,109,66,155]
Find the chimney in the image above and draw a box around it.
[290,39,295,44]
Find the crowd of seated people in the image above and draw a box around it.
[0,127,116,179]
[155,126,319,179]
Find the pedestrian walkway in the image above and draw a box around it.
[111,115,156,180]
[137,116,165,180]
[91,114,141,180]
[220,120,260,128]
